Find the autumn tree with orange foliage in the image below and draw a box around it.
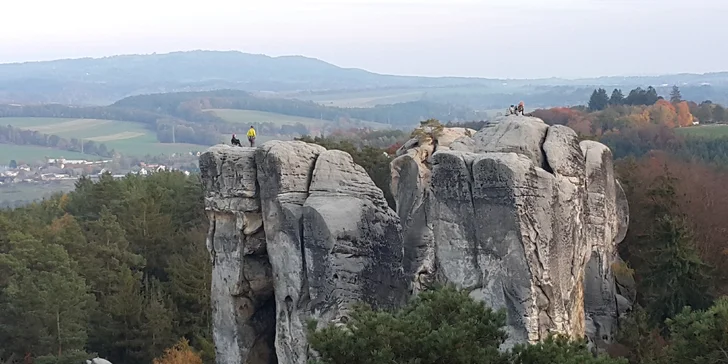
[647,100,678,128]
[153,339,203,364]
[534,98,698,143]
[675,101,694,127]
[530,107,594,136]
[530,107,583,126]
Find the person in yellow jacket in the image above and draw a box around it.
[246,126,256,147]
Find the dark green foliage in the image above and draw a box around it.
[308,285,508,364]
[613,307,667,364]
[669,86,682,104]
[712,104,726,122]
[642,215,714,327]
[0,171,211,364]
[308,285,624,364]
[664,297,728,364]
[630,170,715,328]
[624,86,659,106]
[509,336,627,364]
[610,89,625,105]
[0,232,93,358]
[589,88,610,111]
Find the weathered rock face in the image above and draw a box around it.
[391,115,631,349]
[580,141,632,349]
[200,146,276,364]
[201,141,407,364]
[201,116,630,364]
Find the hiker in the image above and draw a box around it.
[517,101,525,115]
[507,105,516,115]
[231,134,241,147]
[246,126,256,147]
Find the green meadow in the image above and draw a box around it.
[1,117,204,157]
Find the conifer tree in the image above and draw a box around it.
[610,89,625,105]
[589,88,610,111]
[637,166,714,328]
[308,285,625,364]
[665,297,728,363]
[669,85,682,104]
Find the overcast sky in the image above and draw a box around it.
[0,0,725,79]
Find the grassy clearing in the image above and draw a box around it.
[0,144,100,165]
[675,124,728,138]
[206,109,327,126]
[87,132,147,142]
[30,118,113,133]
[0,180,78,204]
[1,117,203,157]
[306,91,426,107]
[205,109,390,130]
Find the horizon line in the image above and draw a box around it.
[1,49,726,82]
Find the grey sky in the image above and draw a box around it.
[1,0,725,79]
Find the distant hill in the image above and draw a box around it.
[1,50,728,107]
[0,51,498,105]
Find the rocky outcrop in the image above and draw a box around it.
[201,116,630,364]
[580,141,632,350]
[391,115,631,349]
[201,141,407,364]
[200,146,276,364]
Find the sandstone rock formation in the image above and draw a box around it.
[580,141,632,349]
[200,116,631,364]
[200,147,275,364]
[200,141,407,364]
[391,115,631,349]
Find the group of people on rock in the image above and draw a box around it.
[507,101,525,116]
[231,126,257,147]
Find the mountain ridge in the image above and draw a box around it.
[2,49,728,84]
[1,50,728,107]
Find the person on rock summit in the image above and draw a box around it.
[246,126,256,147]
[231,134,241,147]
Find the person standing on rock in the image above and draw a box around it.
[247,126,256,147]
[517,101,525,115]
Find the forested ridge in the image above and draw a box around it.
[111,89,477,127]
[0,90,475,149]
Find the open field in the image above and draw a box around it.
[206,109,326,126]
[0,180,78,205]
[1,117,204,156]
[300,90,426,107]
[675,124,728,138]
[204,109,390,129]
[0,144,100,165]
